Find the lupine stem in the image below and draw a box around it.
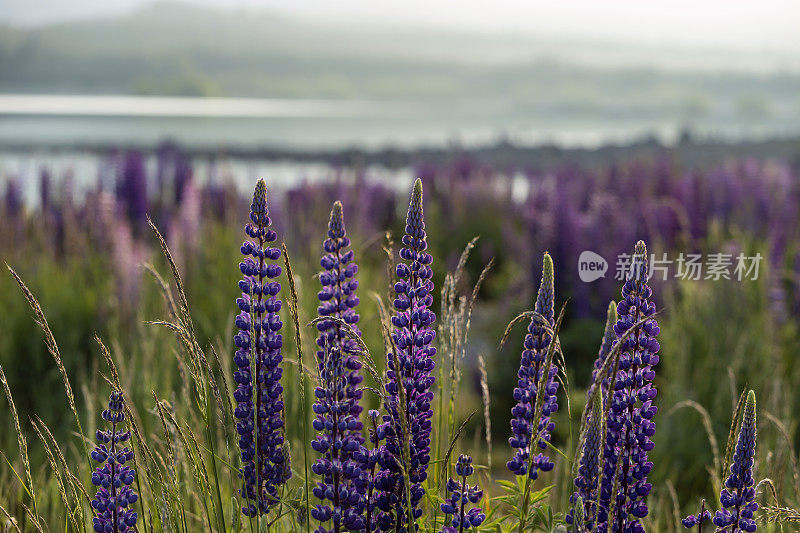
[458,469,467,533]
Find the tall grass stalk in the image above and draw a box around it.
[6,265,92,475]
[281,243,312,533]
[433,239,492,531]
[147,218,228,531]
[478,354,492,472]
[0,365,38,527]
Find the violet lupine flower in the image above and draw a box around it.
[310,346,366,532]
[376,178,436,531]
[567,393,603,532]
[117,151,148,229]
[597,240,660,533]
[711,390,758,533]
[4,178,22,218]
[588,301,618,398]
[316,201,364,445]
[233,178,289,517]
[567,302,616,531]
[40,169,52,211]
[90,391,138,533]
[507,252,558,478]
[440,455,485,533]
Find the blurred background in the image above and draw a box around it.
[1,0,800,527]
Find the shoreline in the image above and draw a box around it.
[2,132,799,171]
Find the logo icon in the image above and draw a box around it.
[578,251,608,282]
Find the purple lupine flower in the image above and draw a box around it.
[597,240,660,532]
[40,169,52,211]
[233,178,289,517]
[440,455,485,533]
[116,151,148,229]
[316,201,364,442]
[507,252,558,478]
[90,391,138,533]
[376,178,437,531]
[310,346,366,532]
[174,154,193,206]
[567,301,616,531]
[4,178,22,218]
[711,390,758,533]
[567,393,603,532]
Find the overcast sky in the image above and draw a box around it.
[268,0,800,51]
[3,0,800,52]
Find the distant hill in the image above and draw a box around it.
[0,1,798,127]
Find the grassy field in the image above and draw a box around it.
[1,154,799,531]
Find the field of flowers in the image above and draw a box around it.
[1,147,799,532]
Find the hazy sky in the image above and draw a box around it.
[3,0,800,52]
[263,0,800,51]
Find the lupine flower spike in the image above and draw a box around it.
[310,346,366,532]
[441,455,485,533]
[711,390,758,533]
[90,391,138,533]
[316,200,364,444]
[507,252,558,478]
[567,302,615,530]
[233,178,289,517]
[568,392,603,531]
[597,240,660,532]
[375,178,436,531]
[588,301,618,398]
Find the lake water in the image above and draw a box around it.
[3,94,798,150]
[2,93,799,199]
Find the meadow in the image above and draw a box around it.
[1,148,799,532]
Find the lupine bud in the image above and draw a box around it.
[440,455,485,533]
[233,178,289,517]
[597,241,660,532]
[90,391,138,533]
[376,178,437,531]
[507,252,559,479]
[711,391,758,533]
[573,497,586,533]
